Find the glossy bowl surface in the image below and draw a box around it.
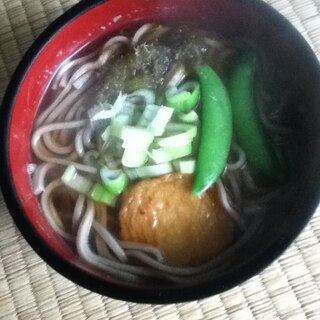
[1,0,320,303]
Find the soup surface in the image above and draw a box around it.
[29,23,291,284]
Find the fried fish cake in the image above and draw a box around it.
[120,173,233,267]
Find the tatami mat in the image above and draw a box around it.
[0,0,320,319]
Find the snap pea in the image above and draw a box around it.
[193,65,232,196]
[228,53,281,179]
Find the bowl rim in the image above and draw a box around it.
[1,0,320,304]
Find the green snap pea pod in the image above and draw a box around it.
[228,53,281,179]
[193,65,232,196]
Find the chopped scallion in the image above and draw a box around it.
[165,123,197,138]
[128,89,156,105]
[157,129,195,148]
[110,114,131,137]
[113,92,128,115]
[61,165,93,194]
[122,149,148,168]
[137,104,159,127]
[177,110,199,123]
[120,126,154,150]
[100,167,128,194]
[101,126,111,142]
[148,106,174,136]
[151,142,193,164]
[173,158,196,174]
[124,163,173,180]
[89,183,117,206]
[165,80,200,113]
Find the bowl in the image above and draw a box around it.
[1,0,320,303]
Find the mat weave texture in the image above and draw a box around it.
[0,0,320,319]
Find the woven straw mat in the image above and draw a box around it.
[0,0,320,319]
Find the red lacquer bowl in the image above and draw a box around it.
[1,0,320,303]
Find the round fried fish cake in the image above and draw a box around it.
[120,173,233,267]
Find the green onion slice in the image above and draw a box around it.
[100,167,128,194]
[89,183,117,206]
[110,114,131,137]
[165,122,197,137]
[137,104,159,127]
[165,81,200,113]
[157,126,197,147]
[177,110,199,123]
[113,92,128,115]
[124,163,173,180]
[148,106,174,136]
[128,89,156,105]
[61,165,93,194]
[122,149,148,168]
[101,126,111,142]
[173,158,196,174]
[120,126,154,150]
[150,142,193,164]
